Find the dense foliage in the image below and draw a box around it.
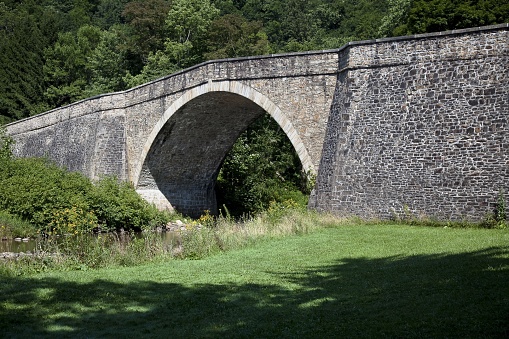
[1,0,507,216]
[2,0,507,122]
[0,128,170,236]
[216,114,310,217]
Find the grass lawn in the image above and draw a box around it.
[1,223,508,338]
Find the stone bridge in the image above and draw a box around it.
[6,24,509,220]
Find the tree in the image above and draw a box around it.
[239,0,283,47]
[123,49,180,88]
[43,25,102,108]
[211,0,242,15]
[125,0,221,87]
[122,0,171,62]
[216,114,308,217]
[205,13,270,59]
[0,3,47,123]
[400,0,509,35]
[94,0,131,29]
[279,0,320,44]
[377,0,411,38]
[165,0,220,68]
[86,25,129,95]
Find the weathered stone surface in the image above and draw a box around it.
[6,24,509,220]
[315,24,509,221]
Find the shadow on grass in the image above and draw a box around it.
[1,247,508,338]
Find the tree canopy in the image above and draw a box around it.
[1,0,507,122]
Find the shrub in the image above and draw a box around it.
[0,157,93,228]
[88,176,170,232]
[0,127,13,161]
[0,210,37,238]
[46,206,98,236]
[0,139,170,235]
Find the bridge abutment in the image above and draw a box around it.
[315,24,509,220]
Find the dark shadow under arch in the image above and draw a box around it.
[137,92,265,216]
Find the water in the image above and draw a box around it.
[0,238,37,253]
[0,232,179,254]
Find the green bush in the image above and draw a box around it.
[89,176,169,232]
[46,206,98,236]
[0,129,170,235]
[0,210,37,238]
[0,157,93,228]
[0,127,13,161]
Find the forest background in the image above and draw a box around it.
[1,0,508,216]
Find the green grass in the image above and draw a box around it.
[1,223,508,338]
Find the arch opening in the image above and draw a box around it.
[216,112,311,218]
[134,82,314,218]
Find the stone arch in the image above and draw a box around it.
[133,80,314,216]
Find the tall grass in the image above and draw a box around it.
[0,208,340,276]
[179,207,342,259]
[3,203,505,277]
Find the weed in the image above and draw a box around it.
[494,189,507,225]
[0,211,37,238]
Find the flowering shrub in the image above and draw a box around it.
[46,206,98,236]
[0,129,171,236]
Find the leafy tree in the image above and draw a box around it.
[86,25,129,95]
[205,13,270,59]
[278,0,321,44]
[211,0,243,15]
[69,0,99,28]
[332,0,388,40]
[239,0,284,48]
[378,0,411,38]
[94,0,131,29]
[43,24,102,108]
[400,0,509,35]
[216,114,308,217]
[125,0,220,86]
[39,0,99,32]
[122,0,171,62]
[123,49,180,88]
[165,0,220,68]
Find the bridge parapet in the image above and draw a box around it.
[123,50,339,107]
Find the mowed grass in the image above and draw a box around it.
[1,223,508,338]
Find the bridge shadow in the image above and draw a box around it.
[1,248,508,338]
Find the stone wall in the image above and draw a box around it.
[5,94,127,180]
[314,24,509,220]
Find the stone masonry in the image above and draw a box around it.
[314,24,509,221]
[6,24,509,220]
